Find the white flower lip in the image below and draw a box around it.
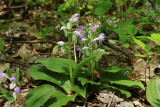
[60,26,66,30]
[57,41,64,45]
[10,81,16,89]
[74,13,79,17]
[82,46,88,50]
[81,38,87,41]
[73,31,81,36]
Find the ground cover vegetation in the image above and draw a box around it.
[0,0,160,107]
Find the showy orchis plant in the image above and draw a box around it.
[0,68,21,100]
[26,13,144,107]
[59,13,106,80]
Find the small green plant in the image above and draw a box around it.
[144,33,160,106]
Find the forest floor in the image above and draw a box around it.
[0,20,159,107]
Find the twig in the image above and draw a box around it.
[107,92,115,107]
[9,4,28,9]
[102,41,132,57]
[5,40,57,45]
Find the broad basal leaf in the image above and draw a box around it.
[102,84,131,98]
[44,90,77,107]
[73,85,87,98]
[28,65,72,94]
[36,58,77,74]
[98,67,145,90]
[146,78,160,107]
[25,84,55,107]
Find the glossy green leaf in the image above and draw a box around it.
[146,78,160,107]
[0,87,14,101]
[102,84,131,98]
[36,58,77,74]
[44,90,77,107]
[99,67,145,90]
[28,65,72,94]
[73,85,87,98]
[25,84,55,107]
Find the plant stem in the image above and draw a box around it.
[74,42,77,62]
[91,59,94,80]
[68,35,73,88]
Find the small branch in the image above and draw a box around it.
[102,41,132,57]
[9,4,28,9]
[5,40,57,45]
[107,92,115,107]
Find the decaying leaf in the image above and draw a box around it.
[0,63,9,84]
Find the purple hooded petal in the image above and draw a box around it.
[14,87,21,93]
[91,27,95,31]
[79,25,84,29]
[80,35,85,38]
[0,73,6,77]
[10,77,16,81]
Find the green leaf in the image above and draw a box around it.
[135,54,146,57]
[0,87,14,101]
[36,58,77,74]
[0,39,4,52]
[102,84,131,98]
[15,68,19,83]
[104,66,130,73]
[60,21,67,27]
[128,25,137,36]
[94,7,106,17]
[147,34,160,46]
[124,43,129,48]
[28,65,72,94]
[73,85,87,98]
[44,90,77,107]
[146,78,160,107]
[134,38,150,52]
[78,77,100,85]
[6,67,12,78]
[25,84,55,107]
[99,67,145,90]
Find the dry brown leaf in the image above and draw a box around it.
[0,63,10,84]
[11,44,38,62]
